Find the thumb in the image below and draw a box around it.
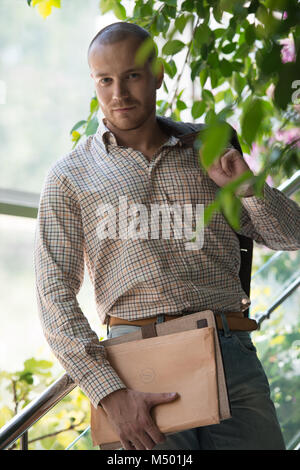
[146,392,179,408]
[220,153,233,177]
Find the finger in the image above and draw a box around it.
[220,154,233,177]
[128,436,146,450]
[147,391,178,408]
[145,420,166,445]
[138,430,156,450]
[121,438,135,451]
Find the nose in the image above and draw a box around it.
[112,78,129,100]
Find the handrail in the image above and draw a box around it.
[277,169,300,197]
[0,172,299,450]
[256,276,300,328]
[0,374,75,450]
[0,187,39,218]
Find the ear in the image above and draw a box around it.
[155,60,164,89]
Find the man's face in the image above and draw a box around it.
[89,36,163,131]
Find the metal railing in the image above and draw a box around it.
[0,171,299,450]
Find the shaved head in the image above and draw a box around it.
[87,22,157,67]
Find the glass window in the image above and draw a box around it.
[0,0,110,193]
[0,213,104,373]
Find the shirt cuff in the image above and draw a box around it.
[77,362,127,409]
[240,182,277,216]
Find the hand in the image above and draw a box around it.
[204,148,255,197]
[100,388,179,450]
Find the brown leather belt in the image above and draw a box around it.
[108,312,258,331]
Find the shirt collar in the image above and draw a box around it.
[95,116,182,153]
[97,117,118,149]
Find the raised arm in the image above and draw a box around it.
[204,127,300,251]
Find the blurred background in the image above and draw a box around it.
[0,0,299,450]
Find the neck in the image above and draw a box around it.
[104,111,169,153]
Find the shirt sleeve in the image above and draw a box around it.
[34,168,126,408]
[237,181,300,251]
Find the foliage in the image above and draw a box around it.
[0,358,90,450]
[27,0,61,19]
[253,308,300,448]
[27,0,300,231]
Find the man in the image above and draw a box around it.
[34,21,300,450]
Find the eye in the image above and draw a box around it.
[127,73,140,79]
[97,77,112,86]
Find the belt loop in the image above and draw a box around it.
[220,313,231,338]
[156,314,165,323]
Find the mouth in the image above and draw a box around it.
[113,106,136,113]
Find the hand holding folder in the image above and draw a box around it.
[90,310,231,449]
[100,387,179,450]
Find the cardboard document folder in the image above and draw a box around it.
[90,310,231,449]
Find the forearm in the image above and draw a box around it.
[239,182,300,250]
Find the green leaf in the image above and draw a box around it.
[199,121,232,168]
[70,120,86,134]
[213,3,223,23]
[156,99,169,115]
[274,62,298,110]
[191,101,206,119]
[90,97,99,114]
[222,43,236,54]
[214,90,225,103]
[232,72,246,94]
[194,24,213,45]
[207,52,219,68]
[99,0,114,14]
[199,68,208,88]
[23,358,53,372]
[155,14,167,33]
[223,88,234,105]
[257,42,282,77]
[175,14,190,34]
[162,58,177,78]
[134,37,157,66]
[177,99,187,111]
[219,59,232,77]
[163,5,176,19]
[245,24,256,45]
[113,2,126,20]
[181,0,194,12]
[190,60,203,82]
[202,89,215,107]
[220,189,241,231]
[241,98,266,146]
[209,69,220,89]
[203,199,221,226]
[200,43,208,60]
[214,28,226,38]
[85,117,99,136]
[162,39,185,55]
[164,0,177,6]
[205,109,217,125]
[72,131,81,144]
[19,372,34,385]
